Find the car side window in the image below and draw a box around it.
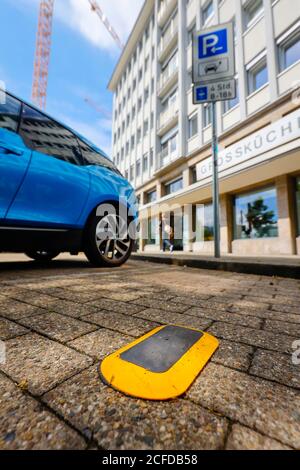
[79,140,118,172]
[19,105,82,166]
[0,92,22,133]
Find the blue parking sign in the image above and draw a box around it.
[198,28,228,59]
[196,86,208,101]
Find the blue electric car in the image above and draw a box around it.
[0,90,137,267]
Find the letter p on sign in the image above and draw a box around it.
[198,28,228,59]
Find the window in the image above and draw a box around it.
[147,189,157,203]
[147,216,158,245]
[165,178,183,195]
[121,147,125,160]
[130,164,134,181]
[0,92,21,133]
[126,114,130,127]
[202,0,214,25]
[152,45,155,61]
[127,88,131,99]
[191,166,197,184]
[126,141,130,155]
[188,113,198,139]
[151,112,154,129]
[145,56,149,72]
[187,23,196,47]
[151,78,155,94]
[247,58,268,94]
[79,140,117,172]
[279,30,300,72]
[133,78,137,91]
[138,97,142,112]
[131,135,135,148]
[125,170,129,180]
[296,177,300,236]
[161,130,178,165]
[203,103,212,127]
[144,87,149,103]
[143,153,148,172]
[233,186,278,239]
[139,67,143,81]
[132,105,136,120]
[20,105,82,166]
[143,119,149,136]
[136,159,141,177]
[223,79,239,113]
[137,127,142,144]
[150,148,154,167]
[244,0,263,30]
[194,203,214,242]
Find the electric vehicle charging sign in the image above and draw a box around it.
[192,22,235,84]
[193,79,236,104]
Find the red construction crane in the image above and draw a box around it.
[32,0,55,110]
[32,0,123,110]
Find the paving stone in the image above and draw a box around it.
[0,296,46,321]
[0,333,92,396]
[68,329,131,359]
[187,363,300,449]
[19,312,98,342]
[0,318,28,340]
[264,319,300,337]
[186,307,262,329]
[230,299,271,311]
[134,308,213,331]
[272,304,300,315]
[87,298,144,315]
[211,340,254,372]
[81,311,159,337]
[208,322,295,354]
[43,366,228,450]
[250,349,300,390]
[0,373,85,450]
[35,298,99,318]
[228,305,300,324]
[171,294,213,306]
[226,425,292,450]
[131,297,190,313]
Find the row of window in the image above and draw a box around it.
[200,0,263,31]
[0,92,116,171]
[145,180,300,246]
[123,150,155,182]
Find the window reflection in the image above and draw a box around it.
[234,186,278,239]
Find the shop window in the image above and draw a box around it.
[194,203,214,242]
[148,217,158,245]
[296,177,300,236]
[233,186,279,239]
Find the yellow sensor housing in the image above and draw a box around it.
[99,325,219,401]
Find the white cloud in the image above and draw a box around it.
[54,0,144,54]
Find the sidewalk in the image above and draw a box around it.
[132,252,300,279]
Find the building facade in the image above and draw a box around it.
[108,0,300,257]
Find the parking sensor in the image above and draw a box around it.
[99,325,219,400]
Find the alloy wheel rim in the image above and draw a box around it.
[95,214,131,261]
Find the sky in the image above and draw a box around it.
[0,0,144,155]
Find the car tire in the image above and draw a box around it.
[25,250,60,262]
[84,209,134,268]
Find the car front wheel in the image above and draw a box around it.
[84,210,133,267]
[25,250,60,262]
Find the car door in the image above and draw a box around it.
[0,94,32,219]
[6,104,90,227]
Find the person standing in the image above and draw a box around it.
[161,216,174,253]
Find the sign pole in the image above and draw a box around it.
[212,101,220,258]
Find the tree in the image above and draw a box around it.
[244,197,276,238]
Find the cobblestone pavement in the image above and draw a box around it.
[0,254,299,450]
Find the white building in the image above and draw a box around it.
[108,0,300,257]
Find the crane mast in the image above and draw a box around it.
[32,0,55,109]
[32,0,123,110]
